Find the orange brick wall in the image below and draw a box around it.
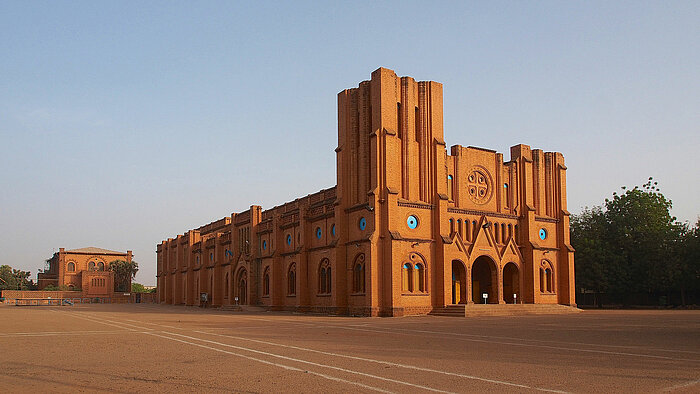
[156,67,575,315]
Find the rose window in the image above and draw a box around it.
[467,170,490,204]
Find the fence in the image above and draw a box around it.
[1,290,157,305]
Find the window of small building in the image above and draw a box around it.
[67,262,75,272]
[88,261,96,271]
[97,262,104,271]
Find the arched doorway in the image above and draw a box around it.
[237,269,247,305]
[503,262,520,304]
[451,260,467,304]
[471,256,498,304]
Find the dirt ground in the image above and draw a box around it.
[0,304,698,393]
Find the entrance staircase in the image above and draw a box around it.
[219,305,266,313]
[429,304,581,317]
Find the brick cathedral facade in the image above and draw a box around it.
[156,68,576,316]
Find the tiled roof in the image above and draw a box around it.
[65,247,126,255]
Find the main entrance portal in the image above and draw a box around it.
[451,260,467,304]
[471,256,497,304]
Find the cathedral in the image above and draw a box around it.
[156,68,576,316]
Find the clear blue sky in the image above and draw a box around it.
[1,1,698,285]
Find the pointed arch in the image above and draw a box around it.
[318,258,331,294]
[402,263,413,292]
[287,263,296,295]
[540,260,555,293]
[471,255,498,303]
[352,253,365,293]
[224,272,229,299]
[236,267,248,304]
[403,253,428,293]
[263,266,270,296]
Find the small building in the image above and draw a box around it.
[38,247,133,296]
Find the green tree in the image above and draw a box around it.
[0,265,34,291]
[109,260,139,292]
[571,207,624,306]
[675,219,700,305]
[604,179,679,298]
[572,178,697,306]
[131,282,146,293]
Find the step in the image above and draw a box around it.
[430,304,581,317]
[219,305,267,313]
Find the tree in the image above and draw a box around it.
[109,260,139,292]
[131,282,146,293]
[572,178,699,306]
[571,207,624,306]
[675,219,700,305]
[0,265,35,291]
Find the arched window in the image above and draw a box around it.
[318,259,331,294]
[263,267,270,296]
[288,263,296,295]
[540,261,555,293]
[457,219,462,237]
[447,175,454,200]
[225,273,229,298]
[404,253,427,294]
[97,262,104,271]
[449,218,454,234]
[402,263,413,292]
[88,261,95,271]
[66,262,75,272]
[352,254,365,293]
[415,263,425,292]
[319,267,326,293]
[472,221,478,242]
[540,268,545,293]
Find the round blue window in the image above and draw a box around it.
[286,234,292,245]
[262,240,267,250]
[407,215,418,229]
[359,217,367,230]
[316,227,322,239]
[331,224,336,236]
[539,228,547,240]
